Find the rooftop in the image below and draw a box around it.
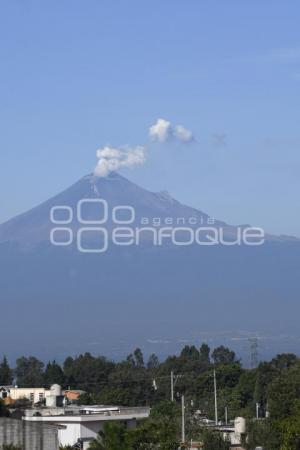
[23,405,150,423]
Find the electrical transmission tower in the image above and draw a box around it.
[249,337,259,368]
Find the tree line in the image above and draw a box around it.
[1,344,300,449]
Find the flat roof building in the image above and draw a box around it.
[23,405,150,449]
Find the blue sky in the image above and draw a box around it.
[1,0,300,236]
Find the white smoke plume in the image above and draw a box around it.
[94,145,146,177]
[94,118,194,177]
[149,118,195,143]
[173,124,194,143]
[149,118,172,143]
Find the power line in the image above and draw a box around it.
[11,370,215,389]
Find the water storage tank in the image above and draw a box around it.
[50,384,62,396]
[235,417,246,434]
[46,396,57,407]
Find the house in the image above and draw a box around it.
[9,386,52,404]
[6,384,85,406]
[7,384,68,406]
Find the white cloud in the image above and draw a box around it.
[94,145,146,177]
[174,124,194,143]
[149,118,195,143]
[149,118,172,143]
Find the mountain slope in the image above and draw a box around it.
[0,172,293,246]
[0,172,230,245]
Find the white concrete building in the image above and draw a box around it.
[9,387,52,404]
[6,384,64,406]
[23,405,150,449]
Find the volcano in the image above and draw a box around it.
[0,172,299,361]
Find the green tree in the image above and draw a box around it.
[88,422,130,450]
[15,356,44,387]
[133,348,144,368]
[180,345,199,360]
[201,429,230,450]
[246,419,281,450]
[212,346,237,366]
[230,369,257,418]
[44,360,64,386]
[63,353,114,392]
[128,401,180,450]
[267,361,300,420]
[0,356,13,385]
[199,343,211,368]
[279,401,300,450]
[97,358,152,406]
[147,353,159,369]
[253,362,275,411]
[270,353,297,371]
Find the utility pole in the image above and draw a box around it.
[225,406,228,425]
[214,370,218,425]
[256,403,260,419]
[171,371,182,402]
[181,395,185,443]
